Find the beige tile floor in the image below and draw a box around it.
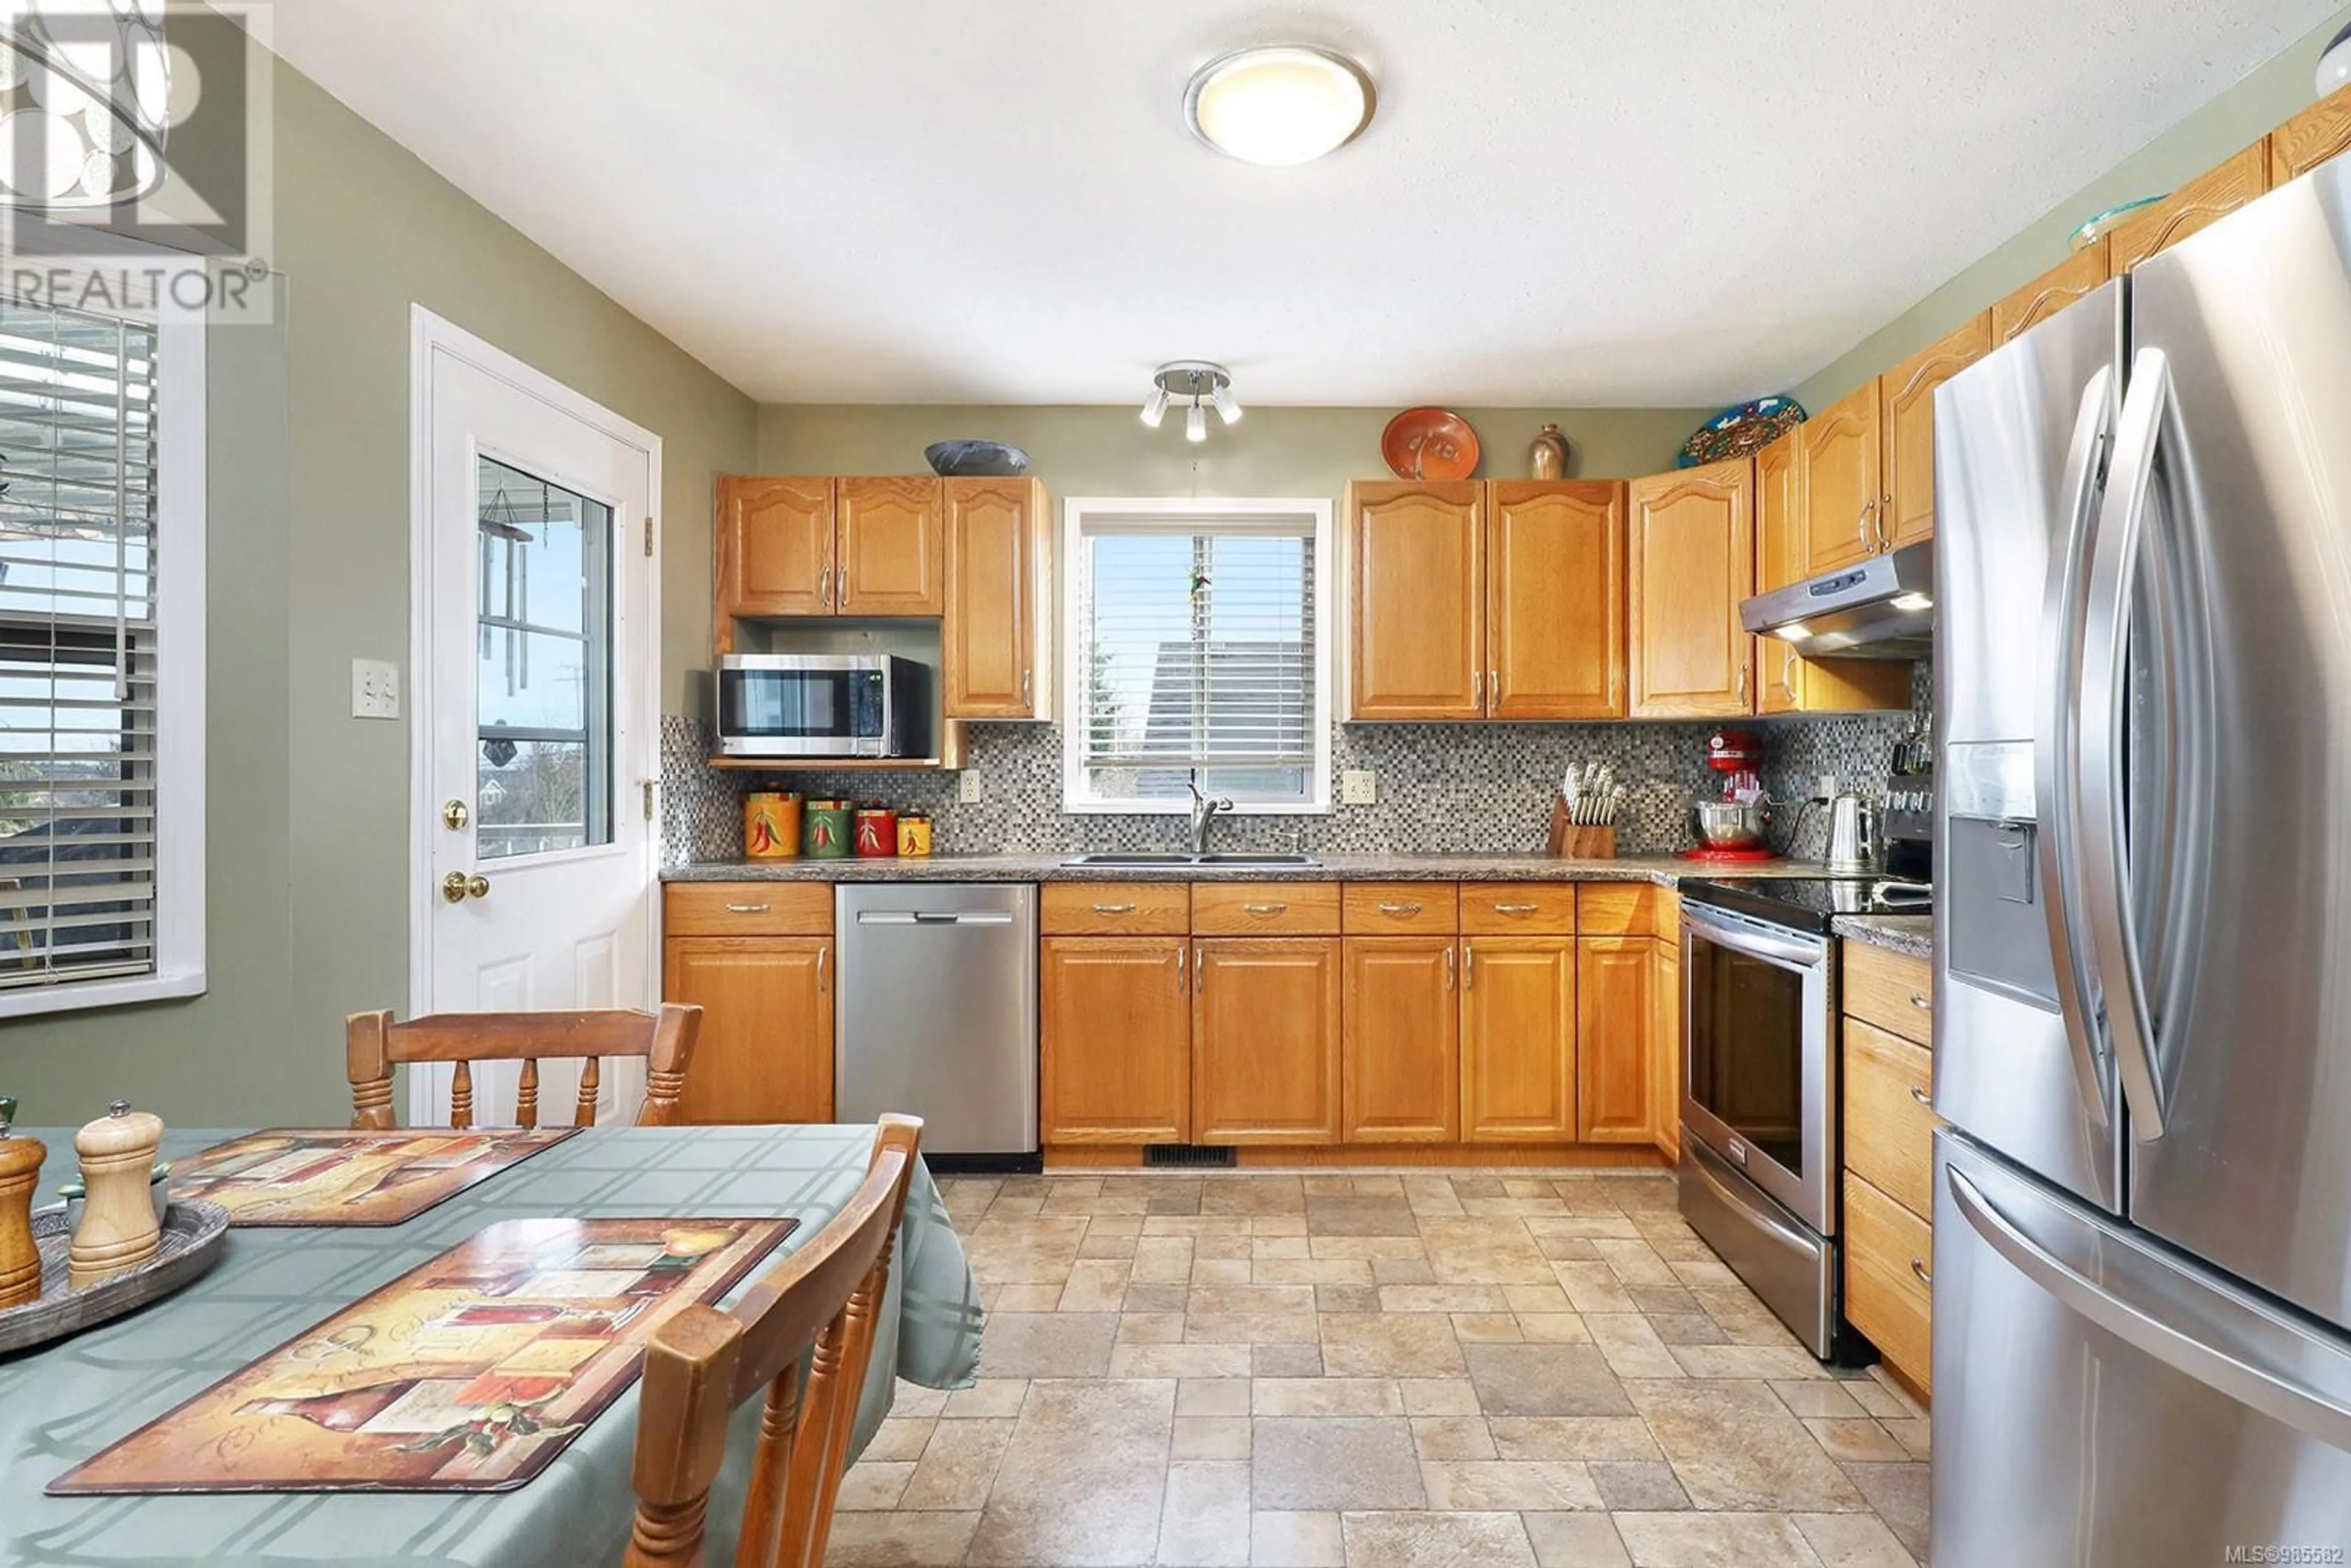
[830,1170,1930,1567]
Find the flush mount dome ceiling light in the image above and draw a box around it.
[1141,361,1241,443]
[1183,45,1374,167]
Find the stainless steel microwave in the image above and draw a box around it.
[714,654,934,759]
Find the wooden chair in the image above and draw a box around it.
[344,1005,702,1130]
[624,1114,924,1568]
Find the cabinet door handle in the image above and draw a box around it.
[1193,943,1205,992]
[816,944,830,992]
[1377,901,1423,916]
[1093,901,1138,915]
[1021,667,1032,703]
[1488,669,1499,712]
[1910,1084,1933,1108]
[1176,944,1187,992]
[1910,991,1933,1012]
[1471,669,1483,710]
[1462,942,1474,989]
[1444,946,1456,990]
[1491,902,1540,915]
[1242,902,1288,916]
[1737,661,1749,706]
[1880,492,1895,550]
[1910,1256,1933,1286]
[724,902,771,914]
[1857,501,1877,550]
[1781,645,1797,697]
[819,565,834,608]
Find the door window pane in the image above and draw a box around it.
[475,457,612,858]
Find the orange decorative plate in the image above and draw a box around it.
[1381,408,1480,481]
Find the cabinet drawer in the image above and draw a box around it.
[1843,1018,1938,1218]
[1043,882,1190,936]
[1343,882,1459,934]
[1843,940,1933,1046]
[1575,882,1663,937]
[1460,883,1577,934]
[1191,882,1342,936]
[665,882,833,936]
[1843,1172,1933,1394]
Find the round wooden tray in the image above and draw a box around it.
[0,1199,228,1356]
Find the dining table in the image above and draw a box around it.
[0,1122,984,1567]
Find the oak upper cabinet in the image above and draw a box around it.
[2271,83,2351,186]
[1040,937,1190,1144]
[1628,459,1755,718]
[1576,936,1658,1144]
[2109,142,2267,274]
[1878,312,1990,553]
[835,476,945,616]
[1992,241,2111,345]
[943,476,1052,719]
[1460,935,1577,1141]
[1487,481,1627,719]
[1191,938,1344,1144]
[1343,937,1460,1142]
[1800,381,1882,577]
[1346,481,1484,719]
[1755,432,1804,716]
[662,937,834,1125]
[716,476,834,621]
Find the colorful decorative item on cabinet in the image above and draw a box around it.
[0,1097,42,1310]
[802,800,852,860]
[896,811,933,857]
[742,792,801,860]
[1380,407,1481,480]
[1677,396,1805,467]
[1527,422,1570,480]
[853,807,899,858]
[2068,195,2165,252]
[69,1101,165,1289]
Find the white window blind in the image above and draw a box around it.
[0,293,159,991]
[1073,512,1323,808]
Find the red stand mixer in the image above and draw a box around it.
[1681,728,1779,862]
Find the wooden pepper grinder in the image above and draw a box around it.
[69,1100,163,1289]
[0,1097,43,1310]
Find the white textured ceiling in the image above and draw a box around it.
[271,1,2334,406]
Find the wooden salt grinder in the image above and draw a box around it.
[69,1100,163,1289]
[0,1097,43,1310]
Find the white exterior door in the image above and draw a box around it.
[409,310,661,1127]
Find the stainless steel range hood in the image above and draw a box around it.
[1739,540,1933,658]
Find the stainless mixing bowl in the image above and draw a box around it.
[1692,800,1768,848]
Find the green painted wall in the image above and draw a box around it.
[1796,5,2351,410]
[2,51,757,1128]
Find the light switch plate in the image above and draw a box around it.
[958,770,984,803]
[351,658,400,720]
[1341,769,1378,805]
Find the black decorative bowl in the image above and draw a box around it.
[924,440,1031,478]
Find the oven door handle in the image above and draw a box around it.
[1681,906,1827,969]
[1686,1139,1815,1253]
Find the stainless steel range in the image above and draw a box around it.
[1676,876,1927,1361]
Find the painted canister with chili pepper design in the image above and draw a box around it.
[802,799,852,860]
[854,807,898,857]
[742,792,801,859]
[896,811,932,857]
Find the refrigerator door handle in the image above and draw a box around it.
[2077,347,2172,1139]
[1950,1166,2351,1451]
[2034,364,2117,1128]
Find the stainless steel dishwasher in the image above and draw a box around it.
[835,883,1039,1170]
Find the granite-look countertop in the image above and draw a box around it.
[662,852,1835,886]
[1831,912,1933,960]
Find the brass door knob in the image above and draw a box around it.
[441,799,470,830]
[441,872,490,903]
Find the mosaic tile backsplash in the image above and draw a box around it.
[662,664,1930,866]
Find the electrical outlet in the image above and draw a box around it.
[958,770,984,803]
[1817,773,1837,802]
[1341,769,1378,806]
[351,658,400,720]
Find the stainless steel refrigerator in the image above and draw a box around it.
[1933,158,2351,1562]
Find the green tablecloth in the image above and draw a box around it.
[0,1123,983,1566]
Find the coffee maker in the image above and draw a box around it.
[1881,721,1934,885]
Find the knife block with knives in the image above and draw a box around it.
[1548,762,1624,859]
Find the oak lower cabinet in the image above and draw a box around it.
[1342,937,1460,1142]
[1839,938,1937,1396]
[1628,459,1755,718]
[1651,925,1683,1161]
[1040,937,1190,1143]
[661,936,834,1124]
[1460,936,1577,1141]
[1192,938,1344,1144]
[1575,936,1659,1144]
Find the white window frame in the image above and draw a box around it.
[0,254,207,1018]
[1060,495,1332,816]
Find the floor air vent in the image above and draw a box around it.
[1144,1144,1237,1169]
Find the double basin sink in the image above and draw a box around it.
[1060,852,1321,868]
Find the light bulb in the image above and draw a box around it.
[1186,46,1374,167]
[1186,400,1207,443]
[1141,386,1169,428]
[1211,381,1242,425]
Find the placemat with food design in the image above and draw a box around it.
[167,1129,580,1227]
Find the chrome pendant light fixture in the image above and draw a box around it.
[0,0,173,210]
[1142,361,1242,443]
